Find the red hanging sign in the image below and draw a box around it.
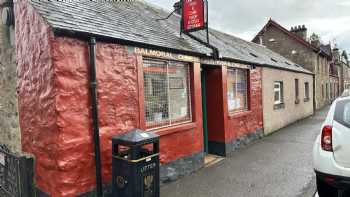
[182,0,206,32]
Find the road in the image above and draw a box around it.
[161,107,330,197]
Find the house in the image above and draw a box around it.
[333,48,350,93]
[0,1,313,196]
[253,19,336,109]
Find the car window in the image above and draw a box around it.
[334,100,350,128]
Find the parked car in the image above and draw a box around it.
[313,95,350,197]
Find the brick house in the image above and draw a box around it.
[0,1,313,196]
[253,19,337,109]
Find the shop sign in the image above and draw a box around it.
[133,47,199,62]
[182,0,206,33]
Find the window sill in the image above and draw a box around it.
[151,122,197,137]
[228,111,252,119]
[304,98,310,102]
[273,103,285,110]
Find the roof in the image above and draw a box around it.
[252,19,331,59]
[320,44,332,57]
[28,0,312,75]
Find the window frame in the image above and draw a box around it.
[227,67,250,114]
[274,81,284,105]
[142,58,193,130]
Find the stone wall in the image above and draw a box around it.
[258,25,331,110]
[262,68,314,134]
[0,4,21,153]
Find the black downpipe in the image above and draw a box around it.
[88,37,103,197]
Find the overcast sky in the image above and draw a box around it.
[146,0,350,53]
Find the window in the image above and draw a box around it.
[295,79,299,103]
[274,82,283,104]
[304,82,310,101]
[227,68,249,113]
[326,83,329,99]
[334,100,350,128]
[143,59,192,129]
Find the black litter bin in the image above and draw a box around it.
[112,129,160,197]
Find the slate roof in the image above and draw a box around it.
[29,0,312,75]
[253,19,331,59]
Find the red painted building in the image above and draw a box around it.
[7,1,303,196]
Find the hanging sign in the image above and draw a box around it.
[182,0,207,33]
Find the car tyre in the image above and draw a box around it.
[317,176,338,197]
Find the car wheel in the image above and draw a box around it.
[317,176,338,197]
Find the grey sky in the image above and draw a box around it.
[145,0,350,53]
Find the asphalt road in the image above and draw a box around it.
[161,106,330,197]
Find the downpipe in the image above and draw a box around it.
[88,37,103,197]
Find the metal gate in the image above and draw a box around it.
[0,145,34,197]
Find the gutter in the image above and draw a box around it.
[88,37,103,197]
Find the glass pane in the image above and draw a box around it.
[227,69,236,112]
[227,68,248,112]
[143,60,169,128]
[168,61,191,124]
[236,69,248,111]
[334,100,350,128]
[274,90,280,102]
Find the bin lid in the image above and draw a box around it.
[112,129,159,146]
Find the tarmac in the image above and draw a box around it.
[160,107,330,197]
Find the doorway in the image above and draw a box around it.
[201,65,226,160]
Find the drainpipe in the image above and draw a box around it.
[88,37,103,197]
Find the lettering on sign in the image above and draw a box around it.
[133,47,199,62]
[140,162,156,173]
[182,0,206,32]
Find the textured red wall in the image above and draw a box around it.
[225,67,264,142]
[15,1,59,195]
[15,2,203,196]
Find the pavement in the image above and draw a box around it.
[161,106,330,197]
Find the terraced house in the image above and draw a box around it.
[253,19,338,110]
[0,1,314,197]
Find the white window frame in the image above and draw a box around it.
[274,82,283,105]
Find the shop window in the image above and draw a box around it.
[295,79,299,104]
[227,68,249,113]
[304,82,310,102]
[143,59,192,129]
[274,81,284,110]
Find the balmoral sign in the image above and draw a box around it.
[133,47,199,62]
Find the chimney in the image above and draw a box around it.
[290,24,307,40]
[258,35,263,45]
[173,1,182,15]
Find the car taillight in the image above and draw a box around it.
[321,125,333,152]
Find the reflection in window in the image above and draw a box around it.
[143,59,192,129]
[227,68,248,113]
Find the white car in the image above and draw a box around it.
[313,96,350,197]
